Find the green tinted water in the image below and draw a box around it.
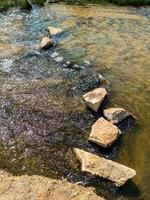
[0,3,150,200]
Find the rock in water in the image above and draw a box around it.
[83,88,107,112]
[74,148,136,187]
[54,56,63,63]
[48,26,63,36]
[89,117,121,148]
[103,107,131,124]
[40,37,53,49]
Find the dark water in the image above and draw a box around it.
[0,3,150,200]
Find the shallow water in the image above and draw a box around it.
[0,3,150,200]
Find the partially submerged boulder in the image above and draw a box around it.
[83,88,107,112]
[40,37,53,49]
[48,26,63,36]
[89,117,121,148]
[74,148,136,187]
[103,107,130,124]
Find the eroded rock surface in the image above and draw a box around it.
[48,26,63,36]
[74,148,136,187]
[0,170,105,200]
[89,117,121,148]
[103,107,130,124]
[40,37,53,49]
[83,88,107,112]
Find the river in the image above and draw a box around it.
[0,3,150,200]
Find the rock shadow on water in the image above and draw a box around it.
[95,179,142,200]
[87,115,139,159]
[88,136,122,159]
[118,115,140,133]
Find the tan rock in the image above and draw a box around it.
[83,88,107,112]
[89,117,121,148]
[103,107,130,124]
[74,148,136,187]
[0,170,105,200]
[48,26,63,36]
[40,37,53,49]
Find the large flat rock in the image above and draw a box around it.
[89,117,121,148]
[83,88,107,112]
[0,170,105,200]
[74,149,136,187]
[103,107,130,124]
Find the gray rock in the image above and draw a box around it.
[89,117,121,148]
[83,88,107,112]
[40,37,53,49]
[74,148,136,187]
[103,107,130,124]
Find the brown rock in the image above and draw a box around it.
[40,37,53,49]
[89,117,121,148]
[83,88,107,112]
[74,148,136,187]
[103,107,130,124]
[48,26,63,36]
[0,170,105,200]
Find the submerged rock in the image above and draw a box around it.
[89,117,121,148]
[48,26,63,36]
[83,88,107,112]
[74,148,136,187]
[40,37,53,49]
[54,56,63,63]
[51,51,59,58]
[0,170,105,200]
[103,107,130,124]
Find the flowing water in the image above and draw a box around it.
[0,3,150,200]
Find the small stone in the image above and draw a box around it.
[89,117,121,148]
[40,37,53,49]
[103,107,130,124]
[54,56,63,63]
[51,51,59,58]
[84,60,91,65]
[74,148,136,187]
[98,74,106,82]
[83,88,107,112]
[48,26,63,36]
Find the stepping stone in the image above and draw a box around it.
[83,88,107,112]
[48,26,63,36]
[103,107,131,124]
[40,37,53,49]
[74,148,136,187]
[89,117,121,148]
